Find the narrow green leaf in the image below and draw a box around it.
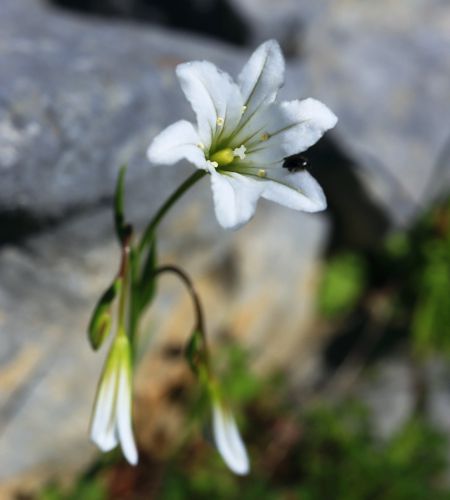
[114,165,127,244]
[88,279,122,350]
[138,236,158,310]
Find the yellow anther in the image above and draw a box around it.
[209,148,234,166]
[241,105,247,113]
[257,169,267,178]
[216,117,224,126]
[261,132,270,141]
[197,142,205,150]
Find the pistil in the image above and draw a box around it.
[209,148,234,166]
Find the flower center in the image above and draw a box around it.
[209,148,234,166]
[208,145,247,167]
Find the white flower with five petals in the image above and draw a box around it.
[90,333,138,465]
[148,40,337,229]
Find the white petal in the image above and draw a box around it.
[210,171,264,229]
[90,361,119,452]
[262,170,327,212]
[147,120,209,170]
[238,40,284,118]
[116,361,138,466]
[247,98,338,165]
[176,61,243,147]
[212,402,249,476]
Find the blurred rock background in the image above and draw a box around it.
[0,0,449,497]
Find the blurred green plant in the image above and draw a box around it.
[318,252,367,318]
[409,204,450,356]
[160,401,450,500]
[318,196,450,358]
[37,347,450,500]
[39,478,106,500]
[383,198,450,356]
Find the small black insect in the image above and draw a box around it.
[282,153,310,173]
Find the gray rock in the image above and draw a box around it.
[302,0,450,226]
[0,0,330,491]
[0,0,387,252]
[226,0,450,227]
[49,0,249,46]
[357,356,415,439]
[226,0,328,51]
[0,185,329,492]
[0,0,244,226]
[426,358,450,435]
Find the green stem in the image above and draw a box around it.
[139,170,206,253]
[127,248,140,348]
[153,264,211,371]
[128,170,206,353]
[118,242,131,337]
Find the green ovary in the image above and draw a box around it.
[209,148,234,166]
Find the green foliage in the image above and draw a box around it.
[410,207,450,355]
[37,352,450,500]
[157,401,449,500]
[87,278,121,350]
[217,345,264,406]
[38,477,106,500]
[114,165,128,244]
[136,235,158,311]
[318,252,367,318]
[381,198,450,356]
[296,405,449,500]
[318,196,450,357]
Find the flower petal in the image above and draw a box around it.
[262,170,327,212]
[210,171,264,229]
[116,359,138,466]
[176,61,243,147]
[90,359,119,452]
[212,402,249,476]
[238,40,284,118]
[147,120,209,170]
[246,98,338,165]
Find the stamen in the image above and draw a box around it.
[241,105,247,114]
[216,117,224,127]
[233,145,247,160]
[206,161,219,174]
[261,132,270,141]
[257,169,267,178]
[197,143,205,150]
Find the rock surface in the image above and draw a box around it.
[0,0,243,228]
[302,0,450,226]
[357,356,415,439]
[0,0,329,493]
[227,0,327,51]
[227,0,450,226]
[0,185,329,494]
[2,0,449,492]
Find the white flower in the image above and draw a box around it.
[148,40,338,229]
[212,399,249,475]
[90,334,138,465]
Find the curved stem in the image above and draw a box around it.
[153,264,210,367]
[139,170,206,252]
[118,229,132,336]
